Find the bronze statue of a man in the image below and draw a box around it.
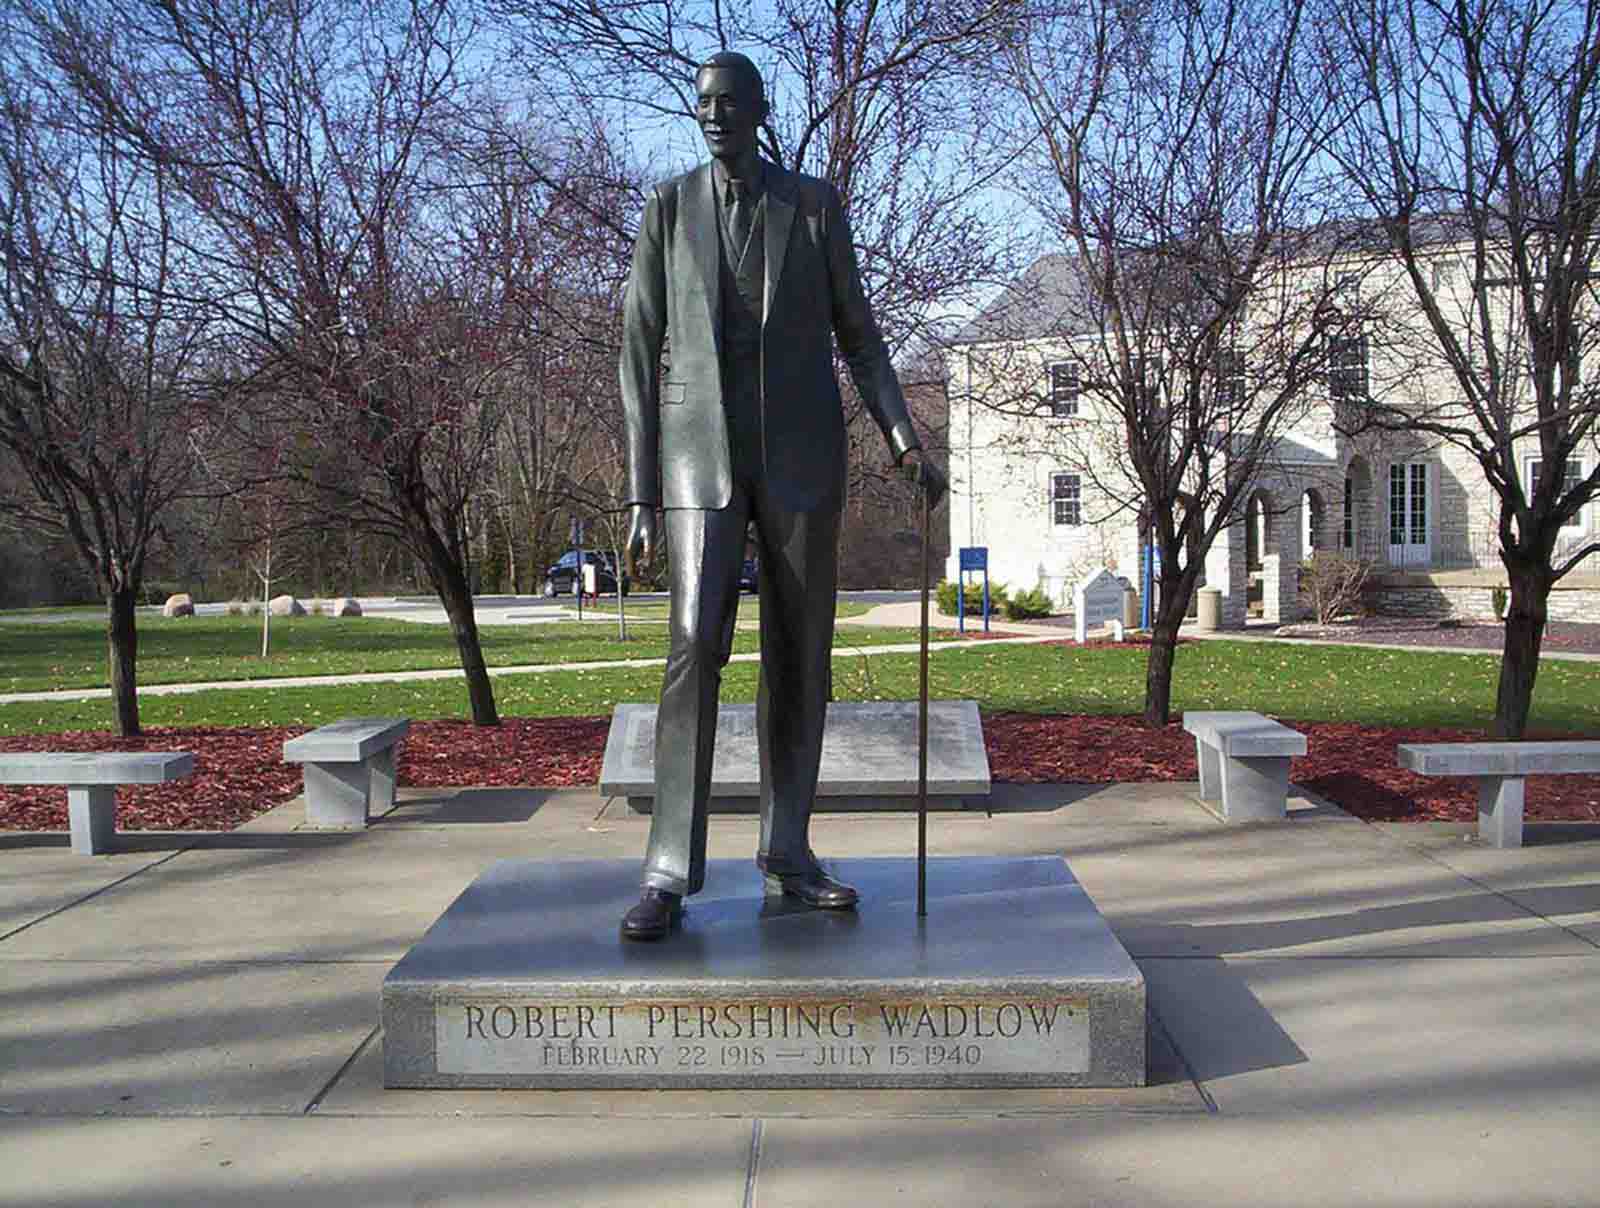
[618,50,940,940]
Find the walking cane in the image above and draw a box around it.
[917,474,931,917]
[907,457,945,919]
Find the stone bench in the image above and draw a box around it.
[1181,711,1307,822]
[283,718,410,828]
[1397,741,1600,848]
[0,752,195,854]
[599,701,992,813]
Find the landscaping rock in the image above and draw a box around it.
[162,593,195,618]
[331,597,363,617]
[268,594,306,617]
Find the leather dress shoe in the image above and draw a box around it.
[758,859,859,910]
[620,887,682,941]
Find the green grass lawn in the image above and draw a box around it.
[0,612,931,693]
[2,638,1596,737]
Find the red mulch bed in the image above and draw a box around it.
[2,713,1596,832]
[0,719,609,832]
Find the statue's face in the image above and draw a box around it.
[695,66,764,164]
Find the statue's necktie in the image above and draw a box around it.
[726,178,753,257]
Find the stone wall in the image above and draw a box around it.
[1369,580,1600,622]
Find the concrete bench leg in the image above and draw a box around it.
[67,785,117,855]
[303,761,373,828]
[1219,755,1290,822]
[1196,740,1222,802]
[1476,775,1525,849]
[369,746,399,813]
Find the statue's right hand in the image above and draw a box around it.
[626,505,657,581]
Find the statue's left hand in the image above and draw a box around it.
[626,505,657,582]
[899,449,947,509]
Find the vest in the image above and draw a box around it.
[718,197,765,479]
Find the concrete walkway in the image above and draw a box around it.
[2,782,1596,1205]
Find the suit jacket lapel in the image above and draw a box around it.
[763,163,795,324]
[687,163,722,348]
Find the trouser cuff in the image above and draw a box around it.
[643,869,689,896]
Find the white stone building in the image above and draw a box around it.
[943,243,1599,626]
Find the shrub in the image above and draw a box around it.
[1491,586,1507,619]
[936,579,1009,616]
[1299,552,1372,624]
[1004,586,1055,620]
[225,599,245,616]
[310,600,326,616]
[247,602,262,617]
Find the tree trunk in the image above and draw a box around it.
[107,586,141,737]
[1494,561,1551,739]
[1143,611,1182,726]
[435,559,500,726]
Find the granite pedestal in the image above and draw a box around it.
[599,701,991,813]
[382,857,1144,1089]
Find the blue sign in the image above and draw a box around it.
[959,546,988,571]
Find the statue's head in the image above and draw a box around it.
[695,51,767,165]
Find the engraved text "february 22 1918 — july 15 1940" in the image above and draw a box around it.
[434,997,1091,1078]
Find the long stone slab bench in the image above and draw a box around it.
[1397,741,1600,848]
[0,752,195,854]
[599,701,991,813]
[283,718,410,828]
[1181,711,1307,822]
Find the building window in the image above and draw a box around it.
[1047,363,1079,417]
[1216,348,1246,408]
[1528,458,1586,528]
[1389,462,1427,548]
[1051,472,1082,526]
[1329,334,1369,400]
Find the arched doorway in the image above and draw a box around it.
[1301,487,1328,557]
[1245,489,1274,619]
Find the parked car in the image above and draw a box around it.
[543,551,628,597]
[738,557,759,593]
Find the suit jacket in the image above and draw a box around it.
[619,160,918,513]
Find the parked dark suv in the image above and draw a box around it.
[543,550,627,597]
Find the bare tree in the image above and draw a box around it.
[1318,0,1600,737]
[459,115,644,600]
[0,46,225,734]
[984,0,1361,724]
[489,0,1024,444]
[35,0,581,726]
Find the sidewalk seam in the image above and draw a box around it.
[741,1117,764,1208]
[1369,827,1600,952]
[304,1024,381,1115]
[1146,1003,1218,1115]
[0,845,194,944]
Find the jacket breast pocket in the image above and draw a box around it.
[662,381,686,405]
